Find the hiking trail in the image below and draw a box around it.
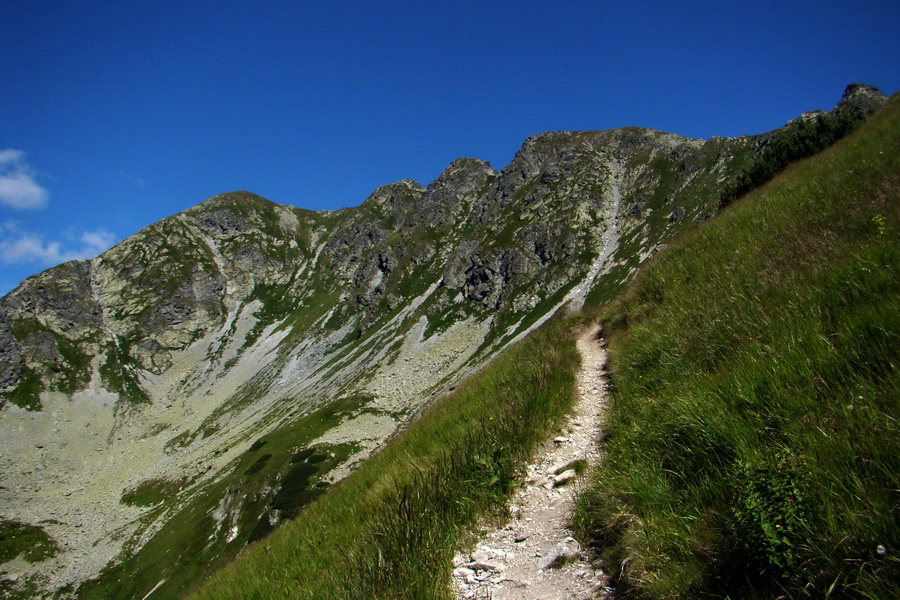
[452,324,613,599]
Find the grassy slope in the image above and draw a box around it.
[187,314,581,600]
[74,97,897,598]
[574,96,899,598]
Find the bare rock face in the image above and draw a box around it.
[422,158,497,226]
[91,223,228,372]
[197,209,252,236]
[3,260,102,338]
[323,220,390,275]
[0,308,21,390]
[1,261,104,394]
[442,246,536,309]
[835,83,888,118]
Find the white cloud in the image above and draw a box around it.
[0,149,49,210]
[79,229,116,253]
[0,221,115,266]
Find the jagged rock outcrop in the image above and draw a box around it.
[422,158,497,226]
[0,308,21,390]
[1,261,103,393]
[836,83,886,117]
[0,85,887,600]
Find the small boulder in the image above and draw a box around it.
[538,539,581,570]
[553,469,577,487]
[463,560,503,573]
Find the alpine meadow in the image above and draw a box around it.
[0,85,896,600]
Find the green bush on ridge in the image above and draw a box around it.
[718,104,869,209]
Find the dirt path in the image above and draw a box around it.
[451,324,613,600]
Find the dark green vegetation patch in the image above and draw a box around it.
[0,519,58,564]
[121,477,192,507]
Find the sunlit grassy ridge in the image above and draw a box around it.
[188,314,580,600]
[574,95,899,598]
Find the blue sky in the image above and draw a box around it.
[1,1,897,295]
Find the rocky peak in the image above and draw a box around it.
[427,158,496,191]
[194,190,276,211]
[186,191,281,236]
[501,131,575,180]
[362,179,425,207]
[418,158,497,227]
[834,83,887,117]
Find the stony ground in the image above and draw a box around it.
[451,324,613,600]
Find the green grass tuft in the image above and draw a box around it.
[121,477,192,507]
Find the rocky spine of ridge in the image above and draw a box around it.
[0,84,885,401]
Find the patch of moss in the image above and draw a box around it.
[99,341,151,405]
[0,367,43,411]
[121,477,191,507]
[51,334,92,395]
[0,520,59,564]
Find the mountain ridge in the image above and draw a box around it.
[0,84,887,598]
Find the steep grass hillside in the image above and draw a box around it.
[574,95,899,598]
[185,95,896,599]
[187,314,581,600]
